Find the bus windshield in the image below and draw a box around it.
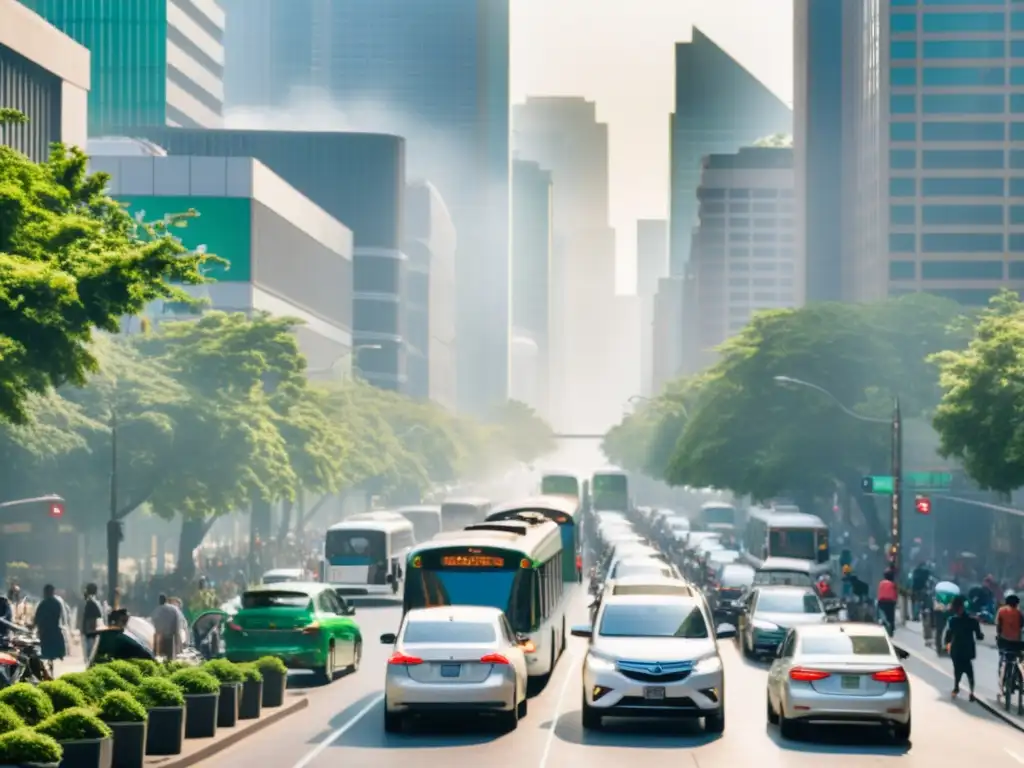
[325,529,386,564]
[593,474,628,510]
[768,528,817,560]
[702,505,735,526]
[404,557,532,631]
[400,511,441,542]
[541,476,579,497]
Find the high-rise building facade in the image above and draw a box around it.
[0,0,89,161]
[511,158,553,417]
[848,0,1024,306]
[636,219,668,396]
[687,147,797,372]
[670,28,793,275]
[652,276,685,393]
[19,0,224,133]
[794,0,846,302]
[221,0,510,413]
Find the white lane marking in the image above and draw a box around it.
[1007,748,1024,764]
[290,692,384,768]
[538,653,580,768]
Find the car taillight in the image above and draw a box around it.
[227,623,243,632]
[480,653,510,665]
[872,667,907,683]
[518,639,536,653]
[789,667,830,681]
[301,622,321,635]
[388,652,423,665]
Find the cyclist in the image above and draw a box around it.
[997,593,1023,691]
[877,569,899,636]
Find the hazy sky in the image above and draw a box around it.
[510,0,794,290]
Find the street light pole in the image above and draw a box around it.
[107,409,120,609]
[890,396,903,576]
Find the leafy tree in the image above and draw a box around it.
[484,399,556,467]
[0,116,208,424]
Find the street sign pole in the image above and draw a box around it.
[890,396,903,576]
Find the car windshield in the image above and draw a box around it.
[403,621,496,644]
[599,601,708,638]
[754,571,814,587]
[756,591,822,614]
[241,591,312,610]
[800,634,892,656]
[612,584,692,597]
[614,562,672,579]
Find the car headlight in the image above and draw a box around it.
[751,619,779,631]
[585,652,617,672]
[693,654,722,675]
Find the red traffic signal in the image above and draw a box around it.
[914,495,931,515]
[48,501,64,519]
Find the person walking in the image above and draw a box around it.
[151,595,182,660]
[945,595,985,700]
[80,584,103,663]
[877,569,899,635]
[33,585,68,678]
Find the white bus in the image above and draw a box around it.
[403,515,566,680]
[439,497,492,532]
[396,505,442,542]
[539,471,588,510]
[741,507,831,573]
[323,512,416,597]
[697,501,738,534]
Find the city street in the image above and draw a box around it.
[215,591,1024,768]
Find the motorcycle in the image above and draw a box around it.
[0,621,52,688]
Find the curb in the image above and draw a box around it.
[149,696,310,767]
[894,642,1024,734]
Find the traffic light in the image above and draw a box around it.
[914,495,932,515]
[861,476,874,493]
[48,501,64,519]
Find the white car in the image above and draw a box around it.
[573,592,736,732]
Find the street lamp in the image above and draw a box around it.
[307,344,383,377]
[773,375,903,574]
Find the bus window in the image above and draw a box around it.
[702,505,736,526]
[325,530,388,583]
[541,476,579,497]
[769,528,816,560]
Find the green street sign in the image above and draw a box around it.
[862,475,894,494]
[906,471,952,489]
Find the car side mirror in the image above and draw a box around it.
[895,647,909,661]
[380,632,397,645]
[570,624,592,639]
[715,623,736,640]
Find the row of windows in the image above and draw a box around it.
[890,177,1024,196]
[890,121,1024,141]
[890,203,1024,224]
[891,11,1024,34]
[893,0,1024,5]
[891,39,1024,60]
[889,287,1001,307]
[890,232,1024,252]
[701,217,794,229]
[727,263,796,274]
[892,65,1024,86]
[889,259,1022,280]
[890,148,1024,169]
[698,188,795,200]
[701,202,794,215]
[891,93,1024,115]
[700,232,795,245]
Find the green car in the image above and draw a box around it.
[224,582,362,683]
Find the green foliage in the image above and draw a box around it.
[238,664,262,683]
[134,678,184,709]
[483,399,556,467]
[85,666,133,696]
[125,659,160,678]
[201,659,245,684]
[35,707,112,741]
[161,660,191,676]
[753,133,793,147]
[36,681,87,714]
[97,691,147,724]
[0,703,24,735]
[254,656,287,676]
[99,660,144,686]
[168,668,220,695]
[0,683,53,726]
[58,673,100,704]
[0,729,62,765]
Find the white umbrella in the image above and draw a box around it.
[934,581,960,595]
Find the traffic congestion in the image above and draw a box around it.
[196,468,1024,767]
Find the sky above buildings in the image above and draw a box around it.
[510,0,794,290]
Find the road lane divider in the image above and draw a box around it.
[290,692,385,768]
[538,653,580,768]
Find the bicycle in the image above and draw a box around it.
[998,639,1024,716]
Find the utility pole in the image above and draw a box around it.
[106,410,122,609]
[890,396,903,575]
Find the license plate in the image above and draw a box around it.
[841,675,861,689]
[644,687,666,700]
[440,664,460,678]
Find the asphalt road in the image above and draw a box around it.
[216,591,1024,768]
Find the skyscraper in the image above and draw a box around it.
[19,0,224,134]
[670,28,793,275]
[220,0,510,413]
[636,219,668,396]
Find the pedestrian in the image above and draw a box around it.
[33,585,68,677]
[945,595,984,700]
[80,584,103,663]
[877,569,899,634]
[150,594,182,659]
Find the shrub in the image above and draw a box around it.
[168,668,220,696]
[101,660,144,685]
[35,707,112,742]
[86,666,133,695]
[97,691,147,724]
[134,678,184,709]
[127,659,160,677]
[0,728,62,765]
[255,656,287,675]
[0,703,24,735]
[162,660,191,675]
[239,664,262,683]
[0,683,54,725]
[60,672,101,703]
[37,681,87,713]
[202,659,245,684]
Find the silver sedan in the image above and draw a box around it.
[766,623,912,742]
[380,606,529,733]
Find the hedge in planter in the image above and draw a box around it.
[34,708,112,768]
[0,704,24,737]
[200,661,244,729]
[83,669,132,697]
[254,657,287,708]
[124,660,159,679]
[56,676,99,707]
[168,669,220,740]
[37,683,87,715]
[0,685,53,726]
[0,728,62,767]
[97,662,143,687]
[97,692,147,768]
[238,665,263,721]
[132,680,184,757]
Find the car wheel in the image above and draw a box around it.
[316,643,335,685]
[766,691,779,724]
[742,632,752,658]
[892,717,911,743]
[704,707,725,734]
[347,641,362,673]
[383,705,402,734]
[581,694,602,730]
[499,684,520,732]
[517,692,528,718]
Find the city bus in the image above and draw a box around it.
[591,468,630,513]
[540,471,583,505]
[322,512,416,596]
[697,501,739,546]
[485,496,582,582]
[403,517,566,679]
[395,505,442,542]
[439,497,492,532]
[741,507,831,574]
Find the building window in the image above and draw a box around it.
[890,233,916,253]
[890,177,916,197]
[703,202,725,214]
[729,232,750,242]
[1009,262,1024,279]
[728,278,748,287]
[890,205,916,226]
[1013,41,1024,58]
[354,258,401,294]
[353,298,399,335]
[729,203,750,213]
[1012,234,1024,253]
[922,177,1003,196]
[891,67,917,86]
[922,94,1004,114]
[753,247,775,258]
[922,233,1003,253]
[891,40,917,60]
[922,205,1003,225]
[1011,206,1024,224]
[891,122,916,141]
[752,203,775,214]
[890,261,916,281]
[891,95,916,114]
[923,40,1004,59]
[1013,11,1024,30]
[1012,150,1024,168]
[922,121,1004,141]
[890,150,916,169]
[925,288,998,306]
[729,247,748,257]
[700,188,726,199]
[924,67,1005,87]
[1011,179,1024,196]
[729,189,750,198]
[923,12,1005,33]
[891,13,917,33]
[922,149,1003,169]
[1012,123,1024,141]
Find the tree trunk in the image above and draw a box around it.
[175,518,213,580]
[277,499,294,542]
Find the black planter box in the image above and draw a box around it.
[0,763,59,767]
[217,683,240,728]
[144,706,184,756]
[58,737,113,768]
[183,692,219,739]
[107,721,146,768]
[261,670,286,708]
[239,680,263,720]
